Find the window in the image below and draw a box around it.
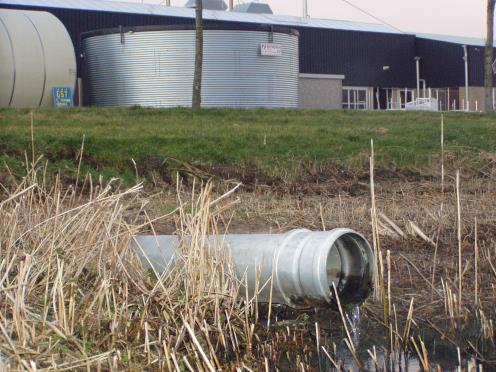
[399,89,413,109]
[434,88,459,111]
[342,87,368,110]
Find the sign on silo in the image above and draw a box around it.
[260,43,282,57]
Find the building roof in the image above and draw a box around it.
[233,2,273,14]
[0,0,403,34]
[416,33,489,47]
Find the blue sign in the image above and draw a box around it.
[53,87,73,108]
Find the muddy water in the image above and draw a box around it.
[329,309,461,371]
[273,305,485,371]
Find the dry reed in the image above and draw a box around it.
[0,163,277,370]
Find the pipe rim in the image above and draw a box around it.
[323,229,374,307]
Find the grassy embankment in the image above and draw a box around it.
[1,107,495,185]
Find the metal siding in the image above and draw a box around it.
[414,38,493,88]
[415,38,465,87]
[82,29,299,108]
[468,46,486,86]
[298,27,416,87]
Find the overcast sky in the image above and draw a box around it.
[120,0,486,39]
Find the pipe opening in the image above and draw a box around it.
[327,232,373,305]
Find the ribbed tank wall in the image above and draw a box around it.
[0,9,76,108]
[82,29,299,108]
[0,17,15,107]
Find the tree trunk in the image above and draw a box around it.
[192,0,203,109]
[484,0,495,112]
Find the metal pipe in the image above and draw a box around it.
[303,0,308,18]
[463,45,469,111]
[414,56,421,99]
[228,0,233,11]
[493,87,495,110]
[77,77,83,107]
[133,229,374,308]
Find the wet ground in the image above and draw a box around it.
[264,303,491,371]
[142,165,496,370]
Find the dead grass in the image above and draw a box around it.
[0,164,269,370]
[0,115,495,370]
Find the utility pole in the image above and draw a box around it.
[192,0,203,109]
[485,0,495,112]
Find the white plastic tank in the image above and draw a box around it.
[0,9,76,108]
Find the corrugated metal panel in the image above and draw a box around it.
[467,46,486,86]
[413,34,494,87]
[414,38,465,88]
[299,27,416,87]
[415,38,492,87]
[0,0,402,34]
[82,28,299,108]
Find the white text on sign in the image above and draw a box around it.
[260,43,282,57]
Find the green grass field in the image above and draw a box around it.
[1,107,495,184]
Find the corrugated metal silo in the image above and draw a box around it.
[82,25,299,108]
[0,8,76,108]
